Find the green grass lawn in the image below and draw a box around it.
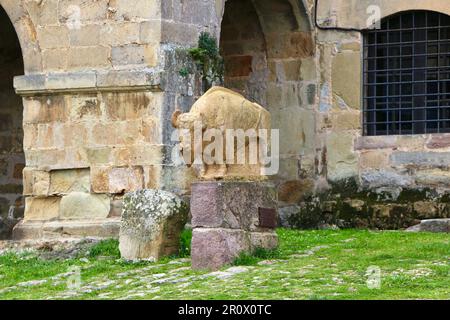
[0,229,448,300]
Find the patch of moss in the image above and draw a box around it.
[287,202,324,229]
[285,176,450,230]
[328,178,359,198]
[396,188,435,203]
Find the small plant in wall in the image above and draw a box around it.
[187,32,224,92]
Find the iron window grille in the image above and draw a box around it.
[363,11,450,136]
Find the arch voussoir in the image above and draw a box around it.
[0,0,42,73]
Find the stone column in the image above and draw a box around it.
[190,181,279,270]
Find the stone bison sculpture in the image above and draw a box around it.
[171,86,271,180]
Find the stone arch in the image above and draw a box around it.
[377,2,450,21]
[0,4,26,239]
[219,0,318,204]
[251,0,315,66]
[377,8,450,25]
[0,0,42,74]
[219,0,269,105]
[322,0,450,30]
[219,0,315,103]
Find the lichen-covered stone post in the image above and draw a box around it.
[119,189,188,261]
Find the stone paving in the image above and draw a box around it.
[0,243,324,300]
[0,232,447,300]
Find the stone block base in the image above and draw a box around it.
[191,228,278,270]
[190,181,279,271]
[12,218,121,240]
[191,181,278,231]
[191,228,249,271]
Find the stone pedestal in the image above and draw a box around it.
[191,181,278,270]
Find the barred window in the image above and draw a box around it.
[363,11,450,136]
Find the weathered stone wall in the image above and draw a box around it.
[21,91,164,218]
[2,0,220,238]
[170,0,450,230]
[1,0,167,238]
[1,0,449,237]
[282,0,450,229]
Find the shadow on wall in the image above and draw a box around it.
[0,5,25,239]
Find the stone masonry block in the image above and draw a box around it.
[191,228,251,271]
[112,0,161,20]
[37,26,69,49]
[24,197,61,221]
[46,72,97,91]
[42,49,69,71]
[23,169,50,196]
[91,166,110,193]
[67,47,110,69]
[391,152,450,168]
[140,21,161,44]
[23,96,67,124]
[91,166,144,194]
[108,167,144,194]
[49,168,90,195]
[69,25,101,46]
[100,23,140,46]
[191,181,278,231]
[103,92,156,121]
[59,0,108,22]
[59,192,110,220]
[96,70,162,89]
[112,45,145,66]
[22,168,34,196]
[426,134,450,149]
[332,51,361,109]
[25,0,59,26]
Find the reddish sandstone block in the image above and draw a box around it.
[224,55,253,77]
[190,182,219,227]
[191,181,278,231]
[191,228,251,271]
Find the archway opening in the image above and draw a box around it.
[219,0,269,106]
[0,5,25,239]
[219,0,317,205]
